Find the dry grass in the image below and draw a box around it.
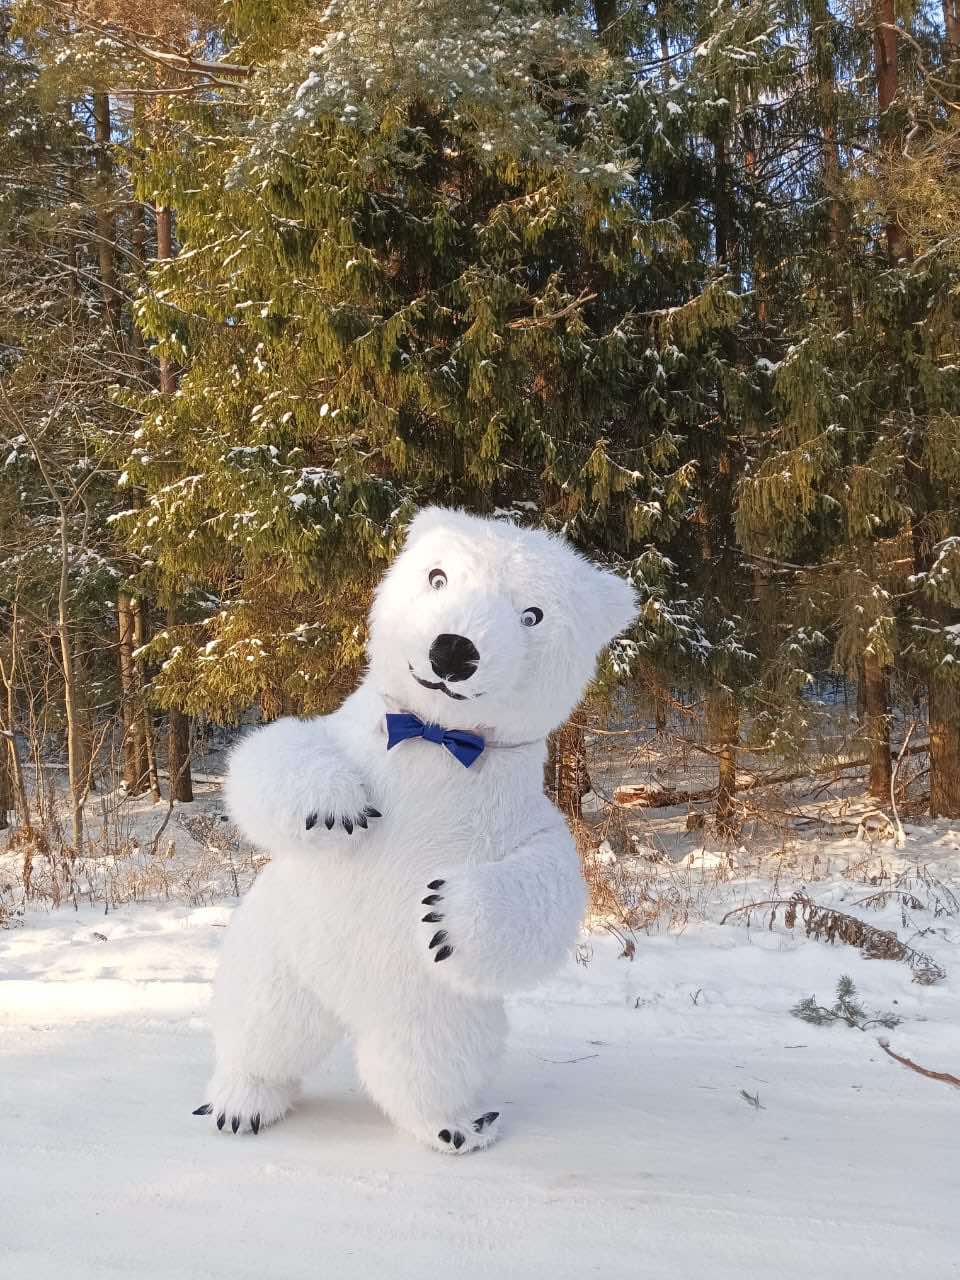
[576,707,957,963]
[574,805,730,942]
[0,781,266,921]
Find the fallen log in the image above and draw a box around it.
[613,743,930,810]
[613,784,717,808]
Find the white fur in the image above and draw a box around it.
[207,508,637,1152]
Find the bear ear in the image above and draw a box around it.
[581,561,638,651]
[403,505,456,546]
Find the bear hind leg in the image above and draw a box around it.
[354,1001,506,1154]
[198,913,343,1135]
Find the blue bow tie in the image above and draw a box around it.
[385,712,485,768]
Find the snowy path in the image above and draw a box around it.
[2,904,959,1279]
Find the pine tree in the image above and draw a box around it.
[114,0,710,723]
[0,4,138,845]
[5,0,957,840]
[734,1,960,812]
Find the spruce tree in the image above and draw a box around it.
[0,3,138,843]
[115,0,710,721]
[734,1,960,812]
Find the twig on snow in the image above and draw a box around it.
[739,1089,765,1109]
[530,1052,601,1065]
[877,1039,960,1090]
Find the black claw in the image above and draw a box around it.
[474,1111,499,1132]
[251,1113,261,1135]
[193,1103,212,1116]
[305,812,318,831]
[438,1129,451,1143]
[422,911,444,923]
[324,813,335,830]
[355,812,368,829]
[422,893,443,906]
[452,1131,465,1149]
[342,816,354,834]
[427,879,445,890]
[231,1115,240,1134]
[216,1113,226,1131]
[428,929,448,950]
[363,806,382,819]
[434,944,454,962]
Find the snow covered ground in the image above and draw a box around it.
[3,861,960,1280]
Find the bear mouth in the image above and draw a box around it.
[408,664,481,702]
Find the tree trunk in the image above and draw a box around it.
[654,692,667,736]
[658,21,670,86]
[0,606,32,833]
[92,92,122,337]
[155,205,177,395]
[809,0,850,255]
[1,725,30,835]
[57,516,84,852]
[714,128,732,269]
[706,689,739,836]
[873,0,909,263]
[132,598,162,801]
[554,719,590,821]
[593,0,624,55]
[128,198,147,368]
[944,0,960,48]
[74,651,95,805]
[0,735,12,829]
[128,97,147,369]
[929,675,960,818]
[168,707,193,802]
[154,208,194,803]
[912,516,960,817]
[166,602,193,802]
[118,591,150,793]
[855,655,867,722]
[742,100,766,325]
[5,730,30,834]
[862,651,892,800]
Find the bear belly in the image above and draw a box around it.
[266,771,510,1032]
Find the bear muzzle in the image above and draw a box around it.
[428,633,480,683]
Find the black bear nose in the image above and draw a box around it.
[429,633,480,683]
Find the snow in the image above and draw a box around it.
[3,878,960,1277]
[3,732,959,1276]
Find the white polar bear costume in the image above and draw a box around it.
[198,507,637,1153]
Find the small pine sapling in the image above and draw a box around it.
[791,975,901,1031]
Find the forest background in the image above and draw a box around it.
[2,0,960,871]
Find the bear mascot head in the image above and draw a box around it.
[368,507,638,744]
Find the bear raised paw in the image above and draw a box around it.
[197,507,637,1152]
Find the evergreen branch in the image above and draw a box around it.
[506,290,597,330]
[48,3,253,86]
[722,893,946,984]
[791,976,900,1031]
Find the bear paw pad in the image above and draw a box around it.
[435,1110,501,1154]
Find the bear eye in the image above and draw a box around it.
[521,607,543,628]
[428,568,447,590]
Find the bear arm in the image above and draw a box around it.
[433,825,587,997]
[224,716,369,852]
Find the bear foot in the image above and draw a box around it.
[432,1109,501,1154]
[193,1075,296,1136]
